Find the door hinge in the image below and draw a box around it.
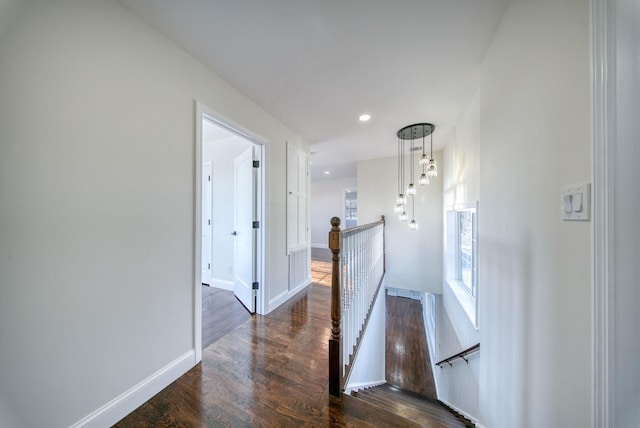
[208,219,211,226]
[207,263,211,270]
[252,221,260,229]
[208,175,211,181]
[252,282,259,290]
[253,160,260,168]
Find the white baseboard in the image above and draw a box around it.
[438,397,480,425]
[267,279,311,314]
[344,380,386,395]
[71,350,196,428]
[311,243,328,249]
[211,278,233,291]
[385,287,422,300]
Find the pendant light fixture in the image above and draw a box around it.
[419,129,430,185]
[394,123,436,230]
[394,134,405,211]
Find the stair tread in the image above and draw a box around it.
[351,385,474,428]
[376,385,452,413]
[353,391,466,427]
[331,394,422,428]
[376,385,469,419]
[352,392,460,428]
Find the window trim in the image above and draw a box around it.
[445,202,479,328]
[456,208,477,297]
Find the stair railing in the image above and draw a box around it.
[435,343,480,368]
[329,215,385,397]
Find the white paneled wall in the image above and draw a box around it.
[288,247,310,291]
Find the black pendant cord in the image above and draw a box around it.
[397,136,400,196]
[422,129,427,175]
[410,139,414,219]
[410,139,414,185]
[401,138,405,195]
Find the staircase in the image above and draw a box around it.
[347,384,474,427]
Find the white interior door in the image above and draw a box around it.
[233,147,256,313]
[201,162,212,285]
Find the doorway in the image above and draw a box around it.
[195,103,265,360]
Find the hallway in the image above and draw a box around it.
[116,283,439,426]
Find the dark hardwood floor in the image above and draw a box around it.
[116,284,439,427]
[202,286,251,350]
[386,294,437,398]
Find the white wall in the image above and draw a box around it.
[344,286,386,393]
[612,0,640,424]
[358,155,443,294]
[0,0,307,426]
[426,293,480,423]
[431,90,482,420]
[310,177,356,247]
[443,91,480,210]
[0,0,23,41]
[476,1,591,427]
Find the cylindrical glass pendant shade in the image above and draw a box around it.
[427,159,438,177]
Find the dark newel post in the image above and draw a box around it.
[328,216,342,397]
[381,215,386,272]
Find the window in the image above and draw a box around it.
[344,188,357,228]
[457,208,477,297]
[445,203,478,327]
[446,204,478,298]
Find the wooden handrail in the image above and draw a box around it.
[328,216,385,397]
[341,218,384,238]
[435,343,480,367]
[328,217,342,397]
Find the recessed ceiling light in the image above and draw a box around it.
[324,171,331,175]
[358,114,371,122]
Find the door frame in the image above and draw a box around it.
[201,161,212,286]
[194,101,266,363]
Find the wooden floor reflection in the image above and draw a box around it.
[117,285,338,426]
[386,295,437,398]
[116,284,436,426]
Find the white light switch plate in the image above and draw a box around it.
[561,183,590,221]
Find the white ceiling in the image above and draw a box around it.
[117,0,510,180]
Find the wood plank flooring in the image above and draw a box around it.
[385,295,437,398]
[116,284,439,427]
[310,260,332,286]
[311,247,332,286]
[202,286,251,350]
[352,385,473,428]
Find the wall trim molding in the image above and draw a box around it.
[385,287,421,301]
[71,350,195,428]
[343,380,386,394]
[591,0,615,426]
[267,279,312,314]
[210,278,234,291]
[438,397,479,425]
